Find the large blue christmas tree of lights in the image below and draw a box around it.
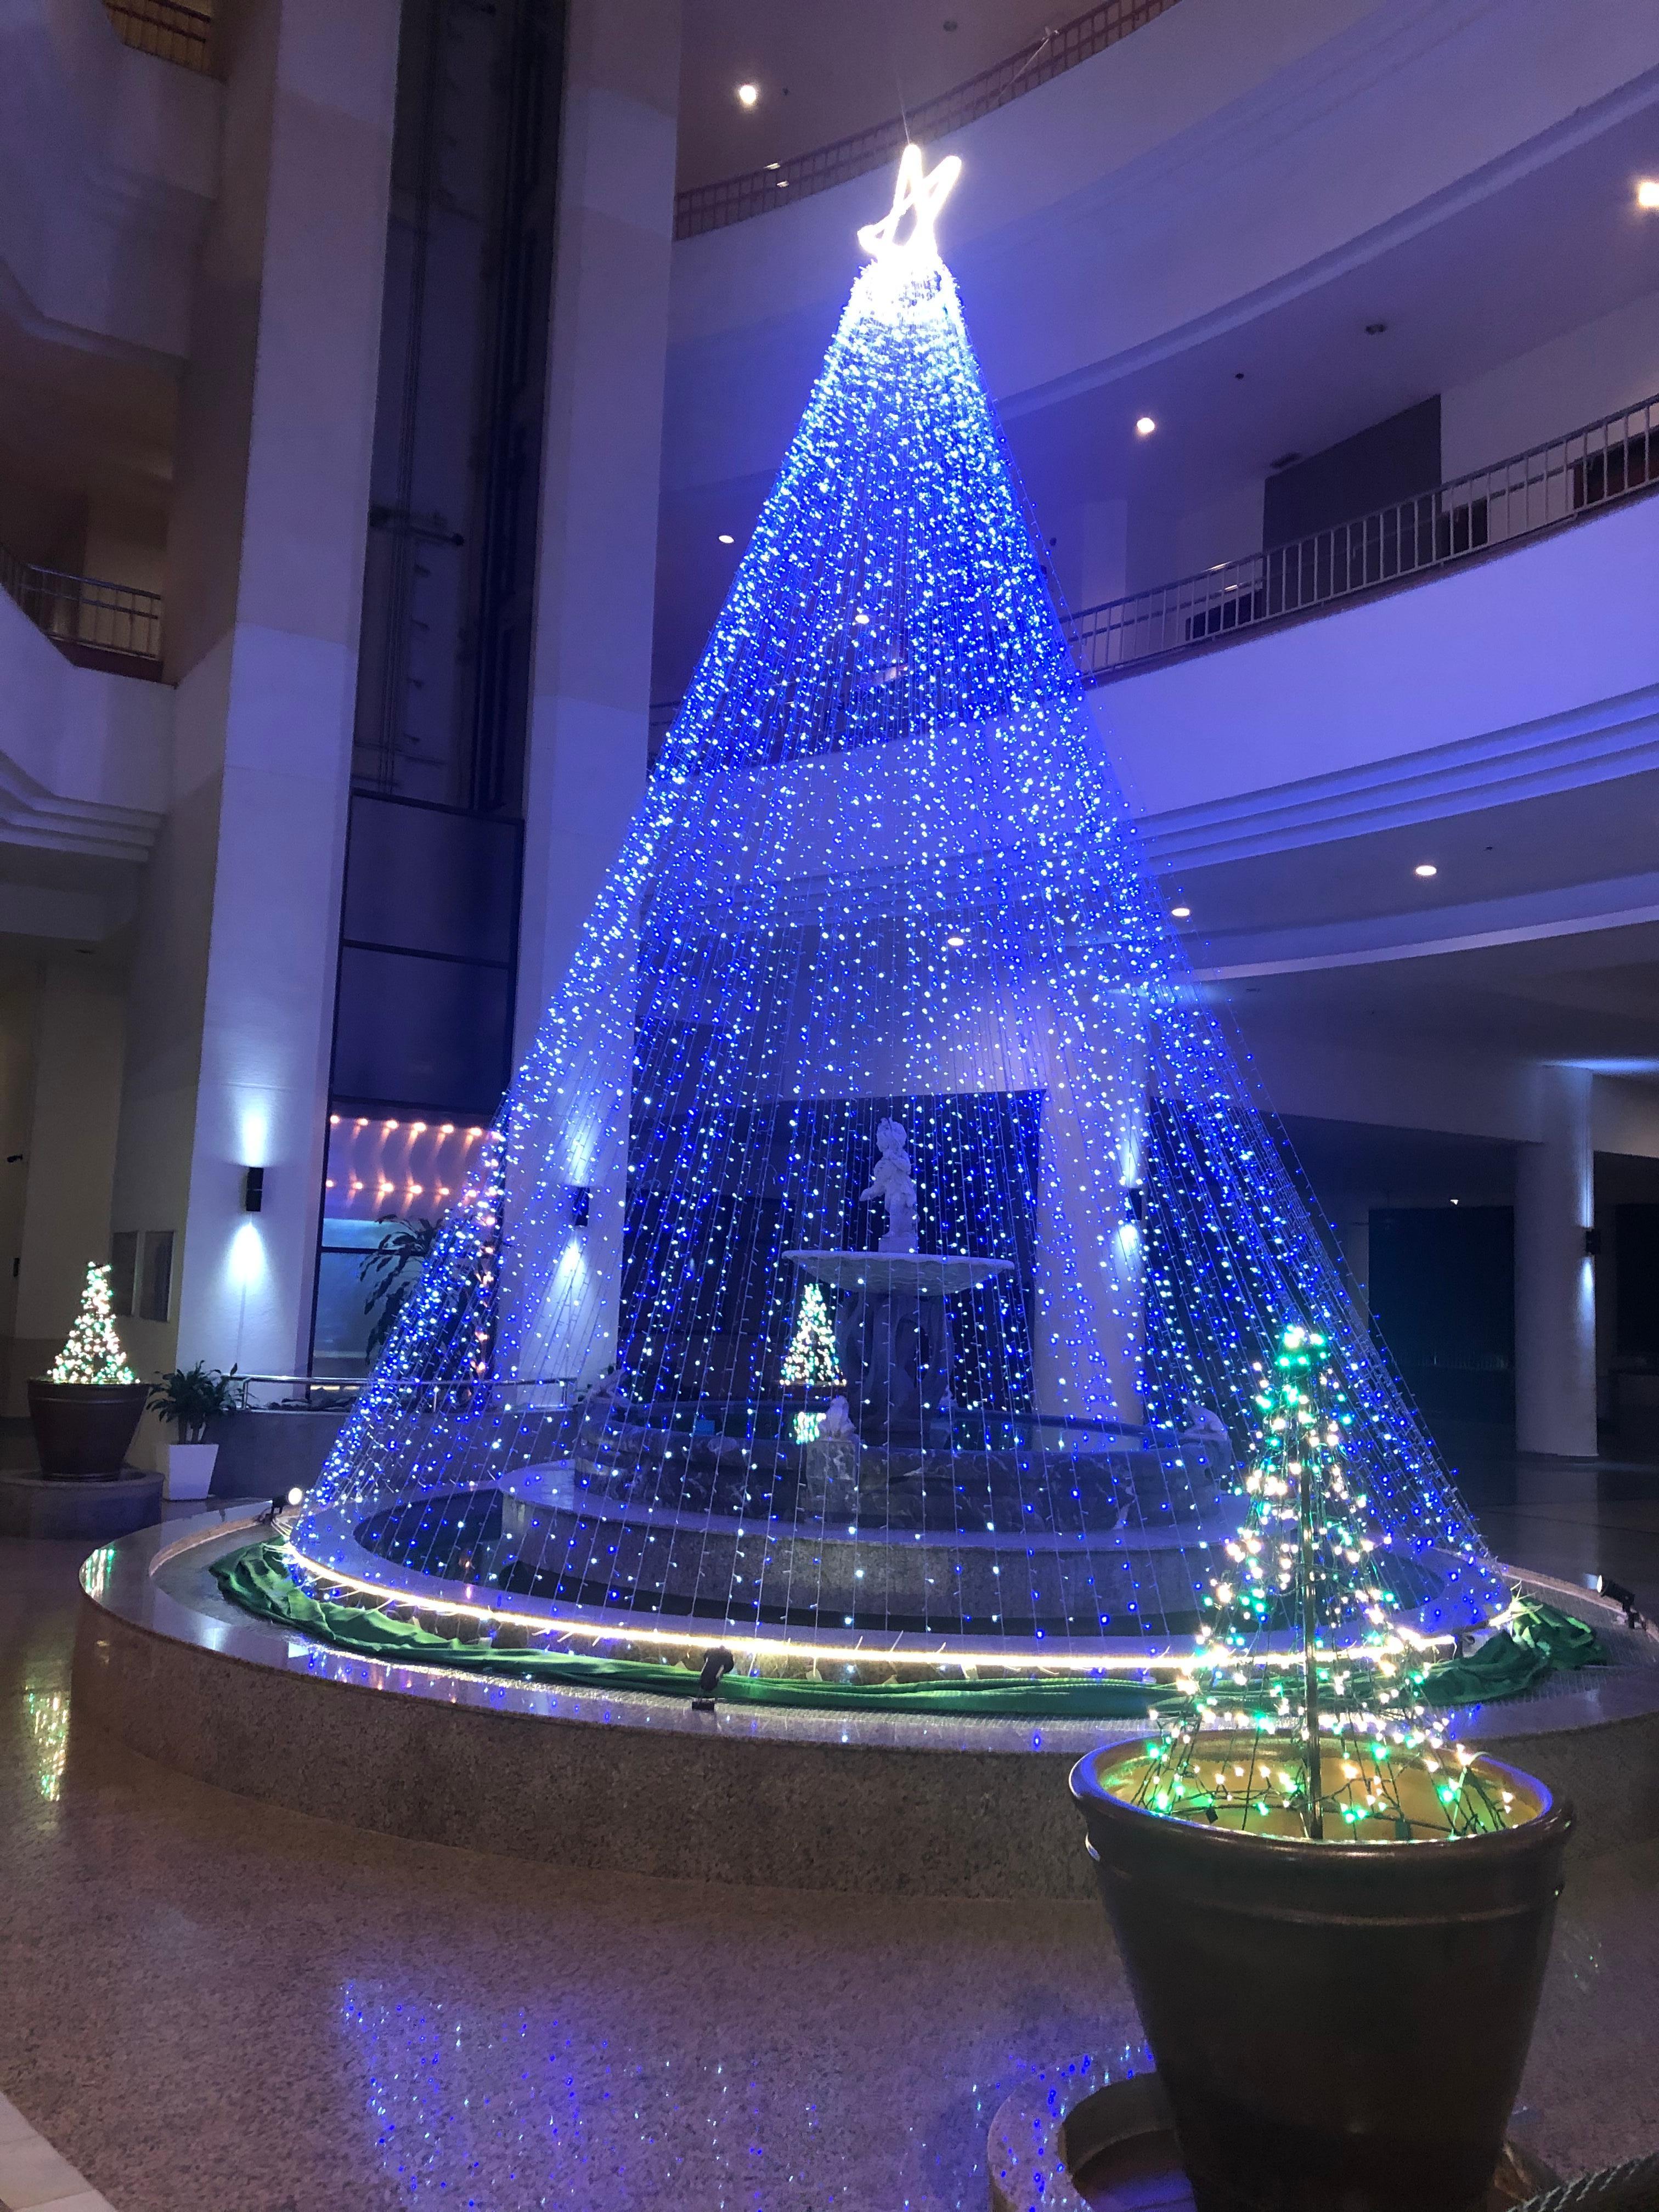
[289,148,1506,1691]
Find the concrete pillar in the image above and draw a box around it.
[1515,1064,1597,1458]
[1029,988,1146,1429]
[514,0,680,1049]
[110,0,400,1423]
[1336,1204,1370,1323]
[8,961,125,1405]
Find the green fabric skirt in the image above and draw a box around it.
[210,1541,1604,1720]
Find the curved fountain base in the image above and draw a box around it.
[71,1507,1659,1898]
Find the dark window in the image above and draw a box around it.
[110,1230,139,1317]
[140,1230,175,1323]
[1572,432,1651,511]
[1263,397,1442,548]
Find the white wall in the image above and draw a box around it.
[0,586,169,862]
[516,0,680,1045]
[10,956,125,1405]
[1443,287,1659,478]
[0,0,221,360]
[1092,487,1659,832]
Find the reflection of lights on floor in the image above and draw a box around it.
[27,1688,70,1801]
[341,1982,1147,2207]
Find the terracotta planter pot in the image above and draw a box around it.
[27,1380,149,1479]
[1071,1741,1573,2212]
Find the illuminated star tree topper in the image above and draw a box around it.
[856,141,963,270]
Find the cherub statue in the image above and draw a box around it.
[822,1395,857,1441]
[861,1117,918,1254]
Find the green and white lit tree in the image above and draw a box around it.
[780,1280,844,1391]
[47,1262,139,1387]
[1131,1323,1514,1841]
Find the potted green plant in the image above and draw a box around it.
[149,1362,242,1500]
[1071,1325,1573,2212]
[27,1261,149,1477]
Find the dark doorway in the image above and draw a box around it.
[1369,1206,1515,1444]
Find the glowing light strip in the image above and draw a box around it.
[285,1542,1459,1677]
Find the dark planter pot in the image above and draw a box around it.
[1071,1741,1573,2212]
[27,1380,150,1479]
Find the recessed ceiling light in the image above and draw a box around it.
[1135,415,1156,437]
[946,933,966,947]
[736,82,759,106]
[1414,862,1437,878]
[718,533,735,545]
[853,609,870,624]
[1365,321,1387,335]
[1637,179,1659,208]
[1171,905,1191,919]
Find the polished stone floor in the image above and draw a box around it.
[3,1451,1658,2211]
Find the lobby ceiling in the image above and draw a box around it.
[676,0,1060,191]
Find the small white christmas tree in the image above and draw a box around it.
[781,1279,844,1390]
[47,1262,139,1386]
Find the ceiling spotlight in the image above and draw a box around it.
[718,533,735,545]
[1414,862,1438,879]
[1171,905,1192,919]
[736,82,759,106]
[1638,179,1659,209]
[853,609,870,624]
[1135,415,1156,437]
[946,932,967,947]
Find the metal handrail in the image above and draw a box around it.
[674,0,1181,240]
[0,546,164,669]
[1068,388,1659,679]
[101,0,213,72]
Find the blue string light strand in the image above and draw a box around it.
[291,154,1506,1690]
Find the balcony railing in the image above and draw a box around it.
[1069,390,1659,679]
[101,0,213,73]
[648,388,1659,758]
[0,548,165,675]
[674,0,1181,240]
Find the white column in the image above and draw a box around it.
[515,0,680,1048]
[1028,985,1146,1428]
[1515,1064,1596,1458]
[110,0,400,1423]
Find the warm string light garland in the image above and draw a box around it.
[1128,1325,1511,1839]
[292,149,1505,1685]
[46,1262,138,1387]
[779,1281,844,1390]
